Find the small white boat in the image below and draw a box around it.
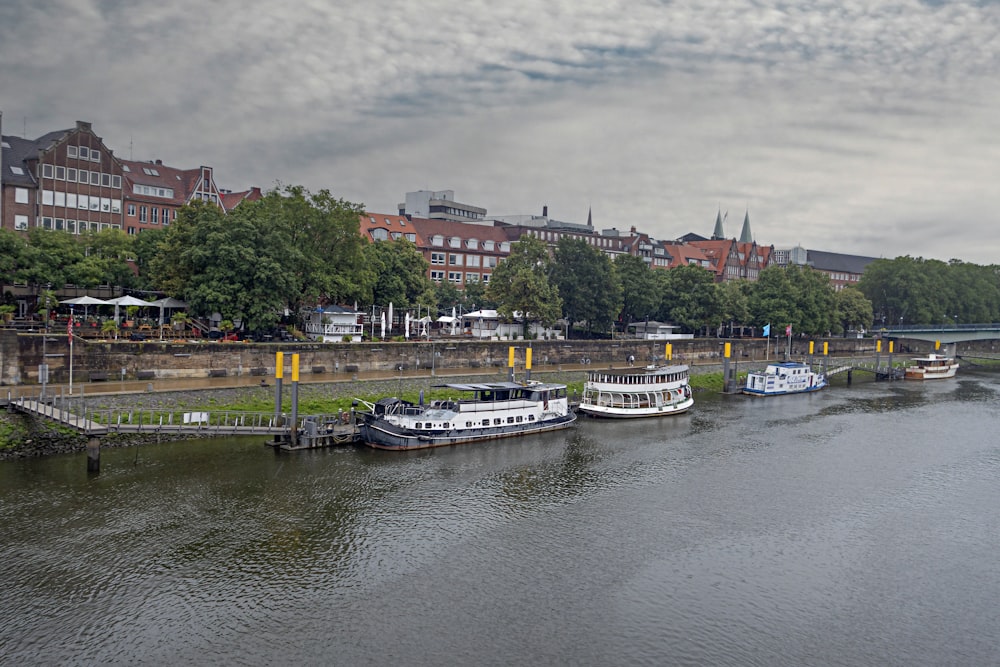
[904,353,958,380]
[743,361,827,396]
[578,364,693,419]
[355,381,575,450]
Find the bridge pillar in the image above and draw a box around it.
[86,437,101,474]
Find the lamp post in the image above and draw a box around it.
[68,304,74,395]
[40,283,51,400]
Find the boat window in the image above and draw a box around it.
[507,417,515,424]
[482,419,489,426]
[466,421,474,427]
[444,424,451,429]
[494,418,502,425]
[415,423,422,429]
[516,416,522,423]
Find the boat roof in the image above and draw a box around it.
[432,381,565,392]
[590,364,689,376]
[911,353,953,361]
[768,361,810,368]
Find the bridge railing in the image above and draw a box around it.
[79,408,292,433]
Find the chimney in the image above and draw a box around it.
[542,205,548,217]
[155,159,162,165]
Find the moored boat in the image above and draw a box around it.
[355,381,575,450]
[742,361,827,396]
[904,353,958,380]
[578,364,693,418]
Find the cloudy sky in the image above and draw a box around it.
[3,0,999,263]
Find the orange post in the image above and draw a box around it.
[665,343,672,360]
[724,342,731,358]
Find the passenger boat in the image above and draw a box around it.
[742,361,827,396]
[904,353,958,380]
[578,364,693,418]
[354,381,576,450]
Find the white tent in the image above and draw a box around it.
[149,297,188,338]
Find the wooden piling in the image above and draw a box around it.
[87,437,101,473]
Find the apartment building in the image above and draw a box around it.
[1,120,126,233]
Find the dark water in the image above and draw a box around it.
[3,373,1000,666]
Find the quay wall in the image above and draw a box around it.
[3,329,994,387]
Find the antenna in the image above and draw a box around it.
[129,136,133,160]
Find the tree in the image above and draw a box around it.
[833,287,873,335]
[486,235,562,336]
[552,237,622,337]
[716,279,751,336]
[362,238,434,309]
[658,264,719,334]
[614,254,658,331]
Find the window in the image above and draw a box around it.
[67,220,77,234]
[112,175,121,189]
[67,194,77,209]
[139,206,147,222]
[161,207,168,221]
[42,217,53,229]
[68,146,78,158]
[42,190,54,205]
[54,192,66,207]
[483,240,495,251]
[431,252,445,265]
[449,254,463,266]
[90,171,99,185]
[466,239,478,249]
[449,236,461,248]
[102,173,111,187]
[15,188,28,204]
[405,233,416,242]
[42,164,54,179]
[430,270,445,282]
[466,255,480,267]
[14,215,28,231]
[55,218,64,231]
[67,168,76,181]
[466,273,479,283]
[371,228,388,241]
[431,234,444,246]
[151,207,159,224]
[112,200,122,213]
[482,274,491,283]
[89,197,99,211]
[10,165,24,176]
[448,272,462,284]
[79,147,89,160]
[128,204,136,217]
[78,195,89,209]
[500,242,510,252]
[56,166,66,180]
[91,150,101,163]
[78,169,88,183]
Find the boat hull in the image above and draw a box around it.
[579,397,694,419]
[359,413,577,451]
[904,365,958,380]
[742,381,827,397]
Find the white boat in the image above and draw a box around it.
[355,381,576,451]
[742,361,827,396]
[578,364,693,419]
[904,353,958,380]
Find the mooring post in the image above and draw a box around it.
[508,346,515,382]
[274,351,284,424]
[290,353,300,447]
[87,437,101,474]
[722,342,732,393]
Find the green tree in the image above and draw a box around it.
[833,287,874,335]
[614,254,658,331]
[552,237,622,337]
[786,264,835,335]
[73,228,136,288]
[486,235,562,336]
[658,264,719,334]
[362,238,434,309]
[717,279,751,336]
[18,228,85,288]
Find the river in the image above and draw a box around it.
[2,371,999,666]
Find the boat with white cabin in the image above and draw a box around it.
[742,361,827,396]
[904,353,958,380]
[578,364,693,418]
[355,381,575,450]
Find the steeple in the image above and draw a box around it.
[712,208,726,240]
[587,206,593,228]
[739,209,753,243]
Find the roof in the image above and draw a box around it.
[120,159,204,207]
[805,249,879,274]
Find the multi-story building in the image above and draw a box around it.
[1,118,259,236]
[775,245,878,290]
[398,189,487,222]
[1,120,126,233]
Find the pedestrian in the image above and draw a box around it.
[628,354,635,367]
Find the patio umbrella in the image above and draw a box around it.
[106,295,155,325]
[60,296,110,319]
[149,297,188,339]
[388,302,393,333]
[404,312,410,339]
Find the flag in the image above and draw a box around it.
[762,323,770,337]
[785,324,792,337]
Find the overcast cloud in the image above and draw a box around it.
[2,0,999,263]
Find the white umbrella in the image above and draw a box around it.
[106,295,155,324]
[60,295,109,319]
[451,307,457,336]
[380,312,386,339]
[404,312,410,339]
[149,297,188,339]
[388,302,393,333]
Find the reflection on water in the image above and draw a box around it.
[2,372,1000,665]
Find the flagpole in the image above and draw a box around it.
[68,306,74,395]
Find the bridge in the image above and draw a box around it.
[881,323,1000,344]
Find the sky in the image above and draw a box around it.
[2,0,999,264]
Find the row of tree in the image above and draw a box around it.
[2,184,997,337]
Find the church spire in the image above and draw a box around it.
[712,208,727,240]
[739,209,753,243]
[587,206,593,228]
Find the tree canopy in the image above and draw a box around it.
[486,235,562,332]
